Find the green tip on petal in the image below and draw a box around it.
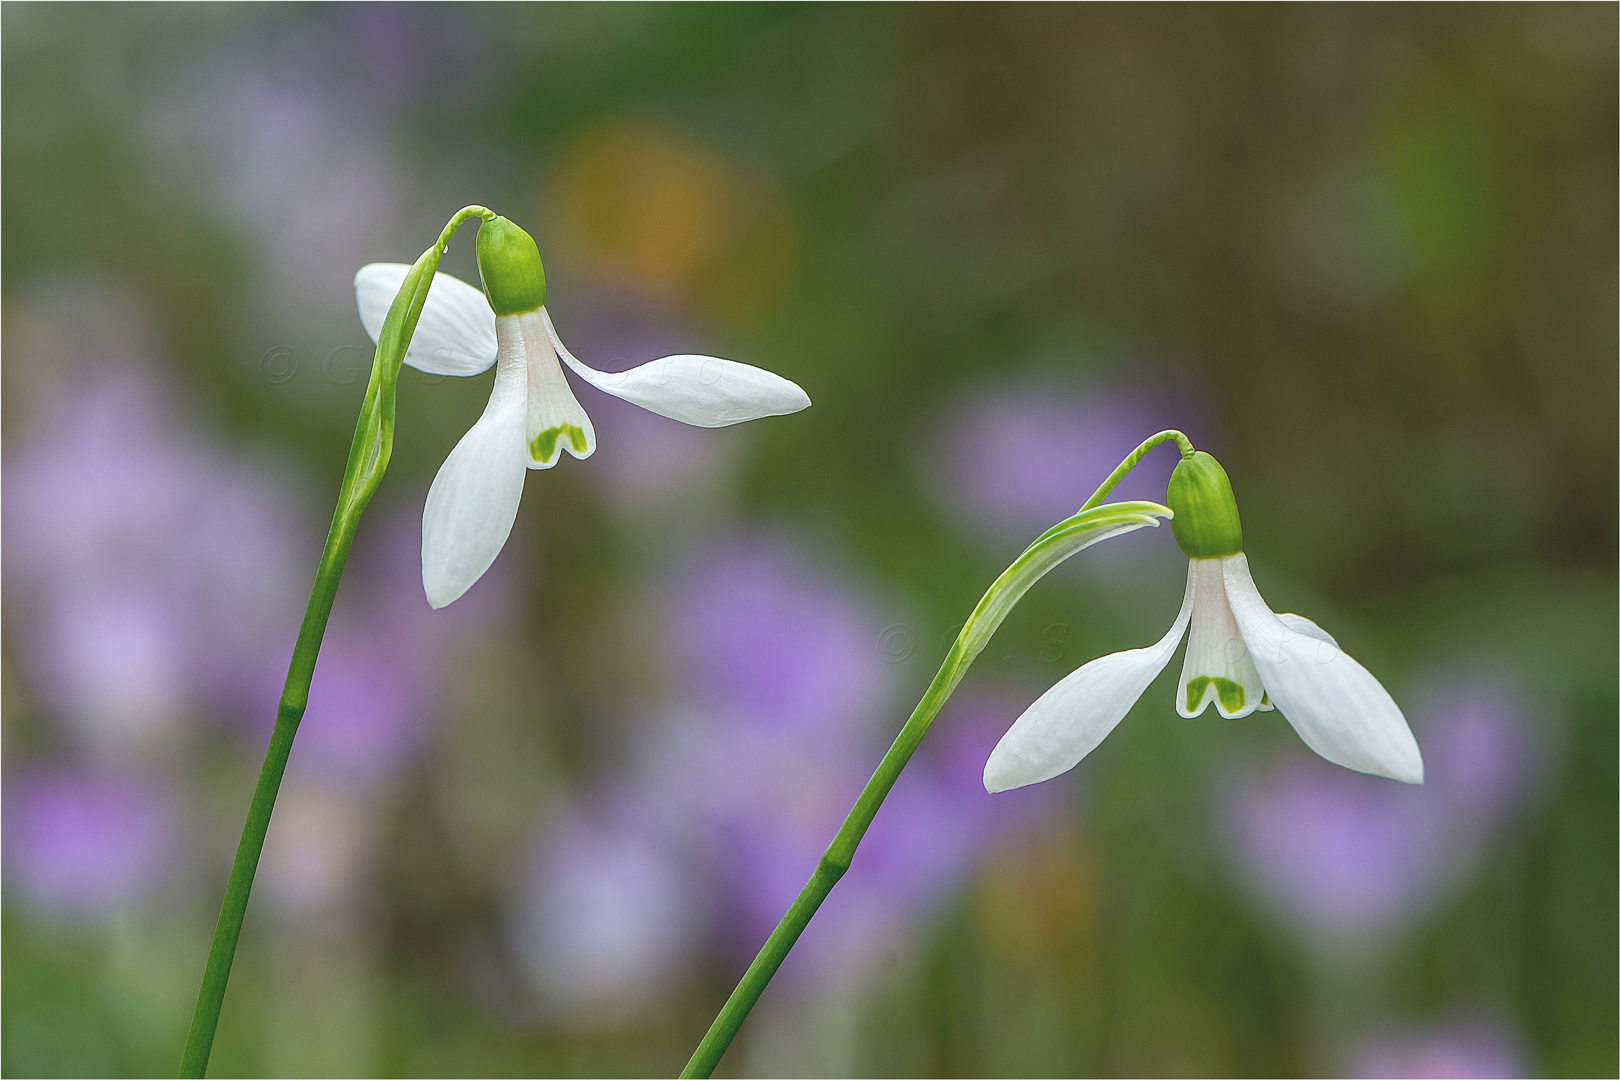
[1166,450,1243,559]
[476,215,546,316]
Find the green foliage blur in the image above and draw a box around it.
[3,4,1615,1077]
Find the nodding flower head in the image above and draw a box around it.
[355,215,811,609]
[986,446,1423,793]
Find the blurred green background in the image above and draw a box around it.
[3,4,1615,1077]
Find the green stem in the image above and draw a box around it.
[179,205,493,1079]
[679,492,1185,1074]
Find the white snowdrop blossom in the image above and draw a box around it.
[355,216,809,608]
[985,450,1423,792]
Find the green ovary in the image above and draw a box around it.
[1185,675,1246,715]
[532,423,587,463]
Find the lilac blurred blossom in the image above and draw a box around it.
[664,534,891,734]
[924,374,1210,542]
[141,12,501,319]
[284,628,431,786]
[329,5,499,109]
[4,361,310,750]
[511,799,704,1023]
[251,503,519,787]
[647,535,1063,985]
[1352,1015,1529,1079]
[1223,667,1544,945]
[4,768,175,916]
[37,580,192,747]
[774,688,1062,983]
[142,41,397,318]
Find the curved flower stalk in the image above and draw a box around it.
[985,449,1424,792]
[354,216,810,608]
[680,437,1179,1077]
[180,205,496,1079]
[682,429,1423,1077]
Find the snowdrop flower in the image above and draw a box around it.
[985,450,1423,792]
[355,216,810,607]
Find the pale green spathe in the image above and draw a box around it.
[476,215,547,316]
[1167,450,1243,558]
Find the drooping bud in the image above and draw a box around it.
[1166,451,1243,559]
[476,216,546,316]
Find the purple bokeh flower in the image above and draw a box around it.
[3,303,508,787]
[1222,666,1545,945]
[4,768,175,916]
[639,536,1062,987]
[4,360,311,752]
[924,374,1211,542]
[665,534,891,735]
[288,630,431,785]
[508,534,1066,1011]
[249,503,517,787]
[140,10,502,320]
[1352,1015,1528,1079]
[511,798,705,1023]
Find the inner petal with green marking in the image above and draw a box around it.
[1175,557,1266,719]
[509,308,596,470]
[531,423,588,464]
[1184,675,1246,716]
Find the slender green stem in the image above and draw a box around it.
[680,645,966,1078]
[678,491,1184,1076]
[179,205,493,1078]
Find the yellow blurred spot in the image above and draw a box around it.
[552,120,795,322]
[974,827,1095,974]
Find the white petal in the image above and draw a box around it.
[497,311,597,470]
[1222,554,1424,784]
[542,309,809,428]
[1276,612,1337,648]
[421,348,529,608]
[984,563,1195,793]
[355,263,498,377]
[1177,558,1265,719]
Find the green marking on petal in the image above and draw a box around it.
[1185,675,1246,715]
[1214,677,1245,715]
[531,423,587,463]
[1185,676,1211,714]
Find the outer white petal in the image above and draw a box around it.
[421,347,529,608]
[497,311,597,470]
[1177,557,1265,719]
[354,263,498,376]
[542,309,809,428]
[1276,612,1337,648]
[984,563,1196,793]
[1222,554,1424,784]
